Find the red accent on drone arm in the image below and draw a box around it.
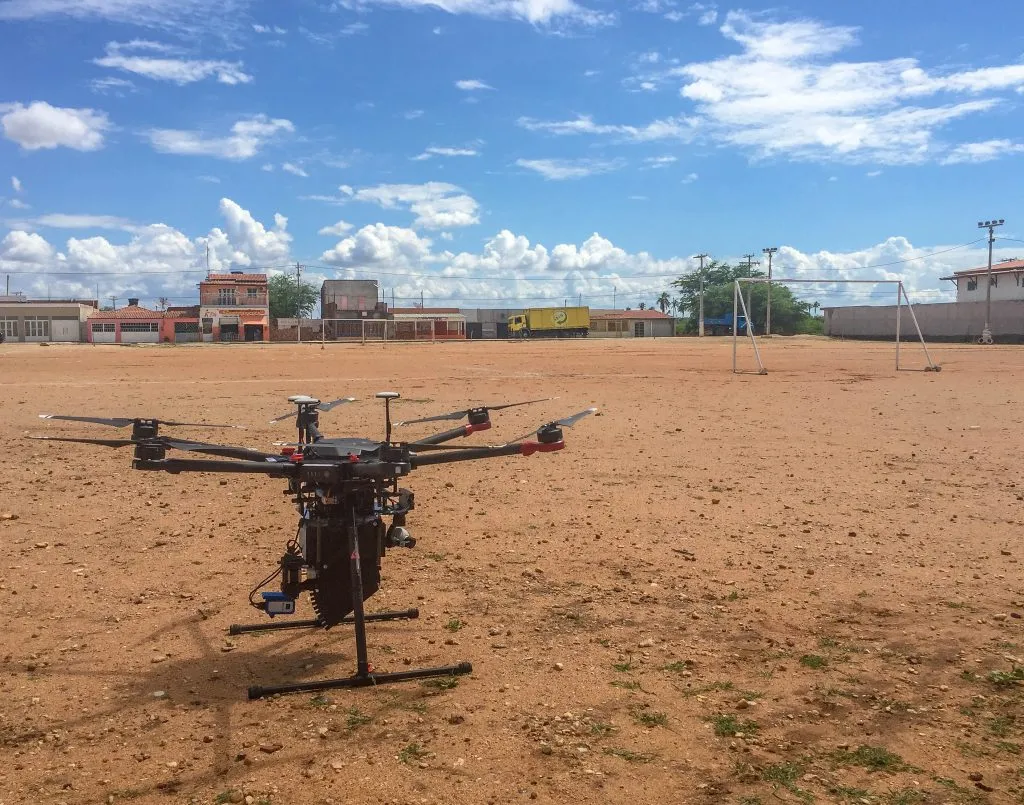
[409,419,491,447]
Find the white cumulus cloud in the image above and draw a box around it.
[11,176,21,192]
[1,101,111,151]
[941,139,1024,165]
[518,114,697,142]
[411,146,479,160]
[318,219,354,236]
[339,0,610,26]
[281,162,309,177]
[146,115,294,160]
[343,182,480,229]
[455,79,493,91]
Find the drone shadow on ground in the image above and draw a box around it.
[8,610,432,800]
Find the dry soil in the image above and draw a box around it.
[1,338,1022,805]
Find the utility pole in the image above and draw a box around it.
[613,286,616,310]
[5,275,8,295]
[740,254,760,333]
[420,289,424,309]
[295,261,302,343]
[109,296,118,310]
[762,247,778,336]
[693,254,708,337]
[977,219,1004,344]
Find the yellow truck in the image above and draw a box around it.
[507,306,590,338]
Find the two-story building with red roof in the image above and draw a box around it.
[198,270,270,342]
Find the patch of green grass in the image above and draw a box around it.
[110,790,145,801]
[611,679,641,690]
[933,776,987,804]
[762,762,802,786]
[632,708,668,727]
[800,654,828,670]
[345,707,371,730]
[996,741,1022,755]
[739,798,763,805]
[991,715,1015,737]
[832,745,914,772]
[612,658,636,672]
[444,618,463,632]
[603,747,655,763]
[726,590,741,601]
[309,693,331,709]
[421,677,459,693]
[818,636,841,649]
[885,788,926,804]
[597,638,611,647]
[989,667,1024,687]
[961,670,981,682]
[398,743,428,764]
[424,552,446,562]
[944,601,968,609]
[709,713,759,737]
[214,792,239,804]
[589,721,615,736]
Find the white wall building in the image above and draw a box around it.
[941,259,1024,303]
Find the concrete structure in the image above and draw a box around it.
[940,259,1024,303]
[460,308,521,339]
[390,308,466,339]
[0,298,98,342]
[823,299,1024,342]
[590,309,676,338]
[321,279,386,319]
[165,305,201,343]
[86,299,168,344]
[199,271,269,342]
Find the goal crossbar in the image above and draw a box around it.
[731,278,940,375]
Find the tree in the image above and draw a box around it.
[269,273,319,321]
[638,302,646,310]
[671,260,814,335]
[656,292,671,313]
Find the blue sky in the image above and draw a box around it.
[1,0,1024,309]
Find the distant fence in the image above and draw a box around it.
[823,299,1024,342]
[270,318,465,343]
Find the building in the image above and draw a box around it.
[460,308,521,339]
[164,305,201,343]
[940,259,1024,303]
[590,309,676,338]
[321,279,387,319]
[86,299,169,344]
[198,271,270,342]
[0,295,98,342]
[390,308,467,339]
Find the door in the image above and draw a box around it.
[91,322,116,343]
[120,323,159,343]
[244,324,264,342]
[466,322,483,339]
[634,322,645,338]
[50,319,80,342]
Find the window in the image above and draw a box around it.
[246,287,258,299]
[120,322,159,333]
[202,317,213,335]
[25,317,49,338]
[91,322,115,333]
[1,317,17,338]
[966,278,978,291]
[217,288,236,305]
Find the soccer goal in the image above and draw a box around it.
[731,278,941,375]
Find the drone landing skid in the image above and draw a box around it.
[227,608,420,636]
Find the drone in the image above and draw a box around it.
[31,394,596,699]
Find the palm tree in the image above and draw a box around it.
[656,292,671,314]
[638,302,647,310]
[812,301,820,317]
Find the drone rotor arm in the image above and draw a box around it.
[28,435,138,448]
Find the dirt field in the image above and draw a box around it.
[1,337,1022,805]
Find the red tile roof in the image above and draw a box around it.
[943,260,1024,279]
[591,309,673,320]
[202,273,268,283]
[89,304,163,320]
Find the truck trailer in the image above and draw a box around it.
[508,307,590,338]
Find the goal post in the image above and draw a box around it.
[731,278,941,375]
